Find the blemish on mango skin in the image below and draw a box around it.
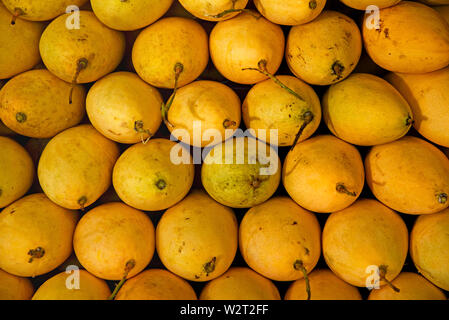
[15,112,27,123]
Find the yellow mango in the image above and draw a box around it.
[86,72,162,144]
[365,136,449,214]
[385,67,449,148]
[113,138,194,211]
[239,197,321,282]
[283,135,365,213]
[2,0,88,21]
[200,267,281,300]
[242,75,321,146]
[91,0,173,31]
[39,11,125,84]
[178,0,249,21]
[156,190,238,281]
[132,17,208,88]
[167,80,241,148]
[363,1,449,73]
[73,202,155,281]
[410,209,449,291]
[323,199,408,287]
[0,193,78,277]
[209,11,284,84]
[285,269,362,300]
[0,69,85,138]
[254,0,326,25]
[38,124,120,210]
[0,137,34,208]
[0,269,34,300]
[323,73,413,146]
[368,272,446,300]
[286,11,362,85]
[32,270,110,300]
[115,269,197,300]
[0,3,44,79]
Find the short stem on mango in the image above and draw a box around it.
[290,111,314,152]
[108,259,136,300]
[242,60,305,102]
[294,260,311,300]
[161,62,184,129]
[223,119,237,129]
[69,58,88,104]
[336,184,357,197]
[11,8,24,25]
[379,265,400,293]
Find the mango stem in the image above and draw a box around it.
[161,62,184,129]
[379,265,400,293]
[336,184,357,197]
[294,260,311,300]
[69,58,88,104]
[108,259,136,300]
[242,60,305,102]
[11,8,23,25]
[290,111,314,151]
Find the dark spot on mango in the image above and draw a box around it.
[309,0,317,9]
[16,112,27,123]
[156,179,166,190]
[28,247,45,263]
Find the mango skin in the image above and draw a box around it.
[365,136,449,215]
[32,270,110,300]
[254,0,326,25]
[115,269,196,300]
[86,72,162,144]
[38,124,120,210]
[323,199,408,287]
[363,1,449,73]
[0,193,79,277]
[0,3,44,79]
[73,202,155,281]
[410,209,449,291]
[39,11,125,84]
[201,137,281,208]
[323,73,413,146]
[0,269,34,300]
[385,67,449,148]
[200,267,281,300]
[2,0,88,21]
[91,0,173,31]
[242,75,321,147]
[156,190,238,282]
[286,11,362,86]
[283,135,364,213]
[0,69,85,138]
[0,137,34,208]
[167,80,241,148]
[239,197,321,282]
[133,17,209,89]
[368,272,447,300]
[285,269,362,300]
[209,11,285,85]
[341,0,401,10]
[113,138,194,211]
[179,0,249,21]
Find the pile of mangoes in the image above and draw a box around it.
[0,0,448,300]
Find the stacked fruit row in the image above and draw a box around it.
[0,0,448,300]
